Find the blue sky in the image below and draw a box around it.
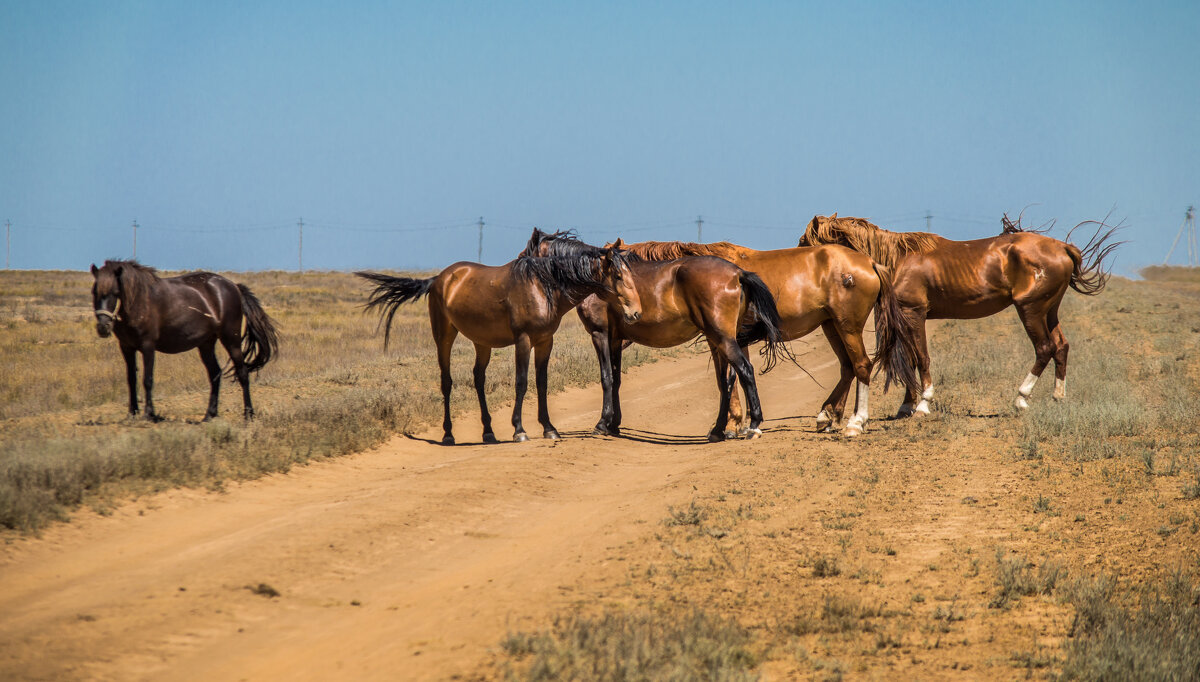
[2,1,1196,274]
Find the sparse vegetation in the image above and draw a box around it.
[499,608,758,681]
[0,269,668,531]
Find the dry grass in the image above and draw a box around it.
[492,276,1200,679]
[1138,265,1200,282]
[0,269,667,531]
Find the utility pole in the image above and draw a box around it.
[924,211,933,231]
[297,218,304,272]
[477,216,484,263]
[132,220,139,259]
[696,215,703,242]
[1164,205,1197,267]
[5,220,9,269]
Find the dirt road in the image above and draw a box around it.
[0,335,842,681]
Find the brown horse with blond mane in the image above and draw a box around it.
[798,213,1121,414]
[357,230,642,445]
[598,238,920,437]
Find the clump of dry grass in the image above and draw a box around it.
[0,269,668,531]
[499,607,759,681]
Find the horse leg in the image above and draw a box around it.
[837,329,873,437]
[511,335,532,442]
[726,341,765,439]
[608,330,625,432]
[588,328,618,435]
[472,343,497,443]
[432,309,459,445]
[198,342,222,421]
[1048,303,1069,400]
[816,321,854,432]
[726,346,747,434]
[707,346,734,442]
[897,311,932,417]
[1014,303,1055,410]
[220,338,254,419]
[533,338,560,439]
[141,346,163,422]
[121,343,139,416]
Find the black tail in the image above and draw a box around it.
[355,271,436,350]
[236,283,280,375]
[1065,217,1124,296]
[869,263,919,394]
[735,271,792,373]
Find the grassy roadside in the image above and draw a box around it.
[492,276,1200,681]
[0,269,667,532]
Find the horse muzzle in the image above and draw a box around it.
[94,309,116,337]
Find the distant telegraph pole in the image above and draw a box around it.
[696,215,704,242]
[297,218,304,272]
[1163,205,1197,267]
[132,220,139,258]
[924,211,933,231]
[477,216,484,263]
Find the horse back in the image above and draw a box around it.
[148,272,243,353]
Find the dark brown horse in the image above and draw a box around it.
[798,213,1121,414]
[601,239,919,436]
[357,231,641,445]
[524,230,789,442]
[90,260,279,421]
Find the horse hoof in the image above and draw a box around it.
[914,400,930,416]
[146,414,164,424]
[896,404,915,418]
[593,423,619,437]
[816,423,835,434]
[482,433,498,444]
[708,431,726,443]
[741,427,763,440]
[514,432,530,443]
[441,435,456,445]
[544,430,561,440]
[843,426,863,437]
[1015,396,1030,411]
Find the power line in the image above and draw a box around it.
[1163,205,1196,267]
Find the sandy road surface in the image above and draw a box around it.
[0,335,842,681]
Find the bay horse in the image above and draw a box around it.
[523,230,790,442]
[90,260,279,421]
[599,239,919,437]
[798,213,1121,414]
[356,231,641,445]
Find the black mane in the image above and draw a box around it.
[513,228,628,300]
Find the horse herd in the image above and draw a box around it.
[89,214,1119,444]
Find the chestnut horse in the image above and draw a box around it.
[523,230,789,442]
[357,231,641,445]
[90,260,279,421]
[798,213,1121,414]
[602,239,919,436]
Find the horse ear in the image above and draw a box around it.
[612,237,625,249]
[90,264,99,277]
[114,265,124,279]
[830,212,838,220]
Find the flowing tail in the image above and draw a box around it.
[236,283,280,375]
[735,271,792,373]
[870,263,920,394]
[355,271,436,350]
[1065,218,1124,295]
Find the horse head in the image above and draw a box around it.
[601,244,641,324]
[90,262,124,337]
